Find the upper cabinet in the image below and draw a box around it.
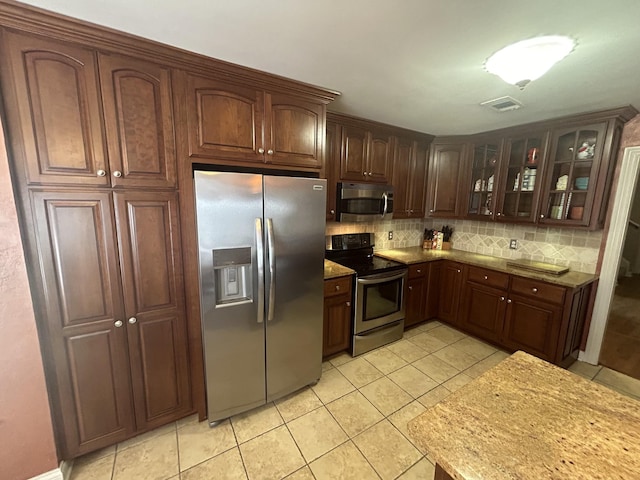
[495,132,549,223]
[339,125,393,183]
[184,74,325,170]
[426,142,467,218]
[464,139,502,219]
[393,137,429,218]
[1,31,177,188]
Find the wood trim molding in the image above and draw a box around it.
[0,0,340,103]
[581,146,640,363]
[327,111,435,142]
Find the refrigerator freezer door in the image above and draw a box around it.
[263,176,326,401]
[194,171,266,421]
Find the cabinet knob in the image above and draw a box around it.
[532,287,538,293]
[346,301,351,307]
[417,269,421,273]
[507,299,512,304]
[363,172,367,176]
[408,286,413,290]
[500,296,505,301]
[457,269,461,273]
[368,172,373,176]
[114,320,123,328]
[113,170,122,178]
[497,212,501,217]
[335,285,340,291]
[540,214,545,219]
[410,209,414,213]
[430,209,434,213]
[128,317,138,324]
[258,147,265,154]
[489,211,493,215]
[484,275,488,280]
[330,209,335,215]
[97,169,106,177]
[267,149,274,155]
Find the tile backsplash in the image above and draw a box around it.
[325,219,603,274]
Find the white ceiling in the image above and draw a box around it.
[18,0,640,135]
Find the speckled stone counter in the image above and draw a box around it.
[407,351,640,480]
[375,246,597,288]
[324,259,354,280]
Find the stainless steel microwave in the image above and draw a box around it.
[336,182,394,222]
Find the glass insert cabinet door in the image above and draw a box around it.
[497,134,547,222]
[467,141,501,218]
[542,124,606,225]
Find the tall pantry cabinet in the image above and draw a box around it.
[0,30,191,458]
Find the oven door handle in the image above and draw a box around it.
[357,270,407,284]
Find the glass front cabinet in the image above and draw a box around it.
[540,123,607,227]
[466,140,502,218]
[495,133,549,223]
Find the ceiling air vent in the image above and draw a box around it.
[480,96,523,112]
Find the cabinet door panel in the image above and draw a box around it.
[503,294,562,362]
[438,262,464,325]
[392,138,412,218]
[428,144,466,217]
[461,283,505,343]
[65,326,133,448]
[186,75,264,161]
[99,54,176,188]
[409,142,429,217]
[406,276,426,327]
[114,191,191,428]
[31,190,132,457]
[323,293,352,357]
[3,31,107,185]
[267,94,323,168]
[340,126,368,181]
[368,132,392,183]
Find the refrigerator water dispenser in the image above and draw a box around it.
[212,247,252,306]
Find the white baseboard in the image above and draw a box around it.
[29,468,63,480]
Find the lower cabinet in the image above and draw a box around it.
[323,275,353,357]
[438,261,466,326]
[458,265,591,365]
[406,263,428,327]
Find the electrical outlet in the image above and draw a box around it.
[388,231,393,240]
[509,239,517,249]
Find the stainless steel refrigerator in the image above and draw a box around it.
[194,171,326,423]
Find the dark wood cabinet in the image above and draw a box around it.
[2,31,108,186]
[30,189,191,458]
[323,276,353,357]
[405,263,428,327]
[98,53,177,188]
[184,74,324,169]
[339,126,393,183]
[393,138,429,218]
[438,261,465,326]
[427,142,467,218]
[324,121,339,221]
[460,267,509,343]
[465,140,502,220]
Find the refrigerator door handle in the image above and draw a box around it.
[266,218,276,322]
[255,218,265,324]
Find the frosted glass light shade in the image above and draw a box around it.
[485,36,575,89]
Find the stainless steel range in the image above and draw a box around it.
[326,233,407,356]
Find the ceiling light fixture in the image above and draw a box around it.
[485,35,576,89]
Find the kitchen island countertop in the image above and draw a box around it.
[324,259,355,280]
[375,246,597,288]
[407,351,640,480]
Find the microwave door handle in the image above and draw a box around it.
[255,218,265,324]
[382,192,388,218]
[266,218,276,322]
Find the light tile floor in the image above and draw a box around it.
[69,321,640,480]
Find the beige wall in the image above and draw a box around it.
[0,119,58,478]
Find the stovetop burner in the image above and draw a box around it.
[325,233,406,276]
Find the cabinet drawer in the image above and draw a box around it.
[324,276,352,297]
[510,276,566,305]
[467,266,509,290]
[408,263,428,279]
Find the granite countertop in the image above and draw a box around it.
[375,246,597,288]
[324,259,355,280]
[407,351,640,480]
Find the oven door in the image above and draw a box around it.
[354,269,406,334]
